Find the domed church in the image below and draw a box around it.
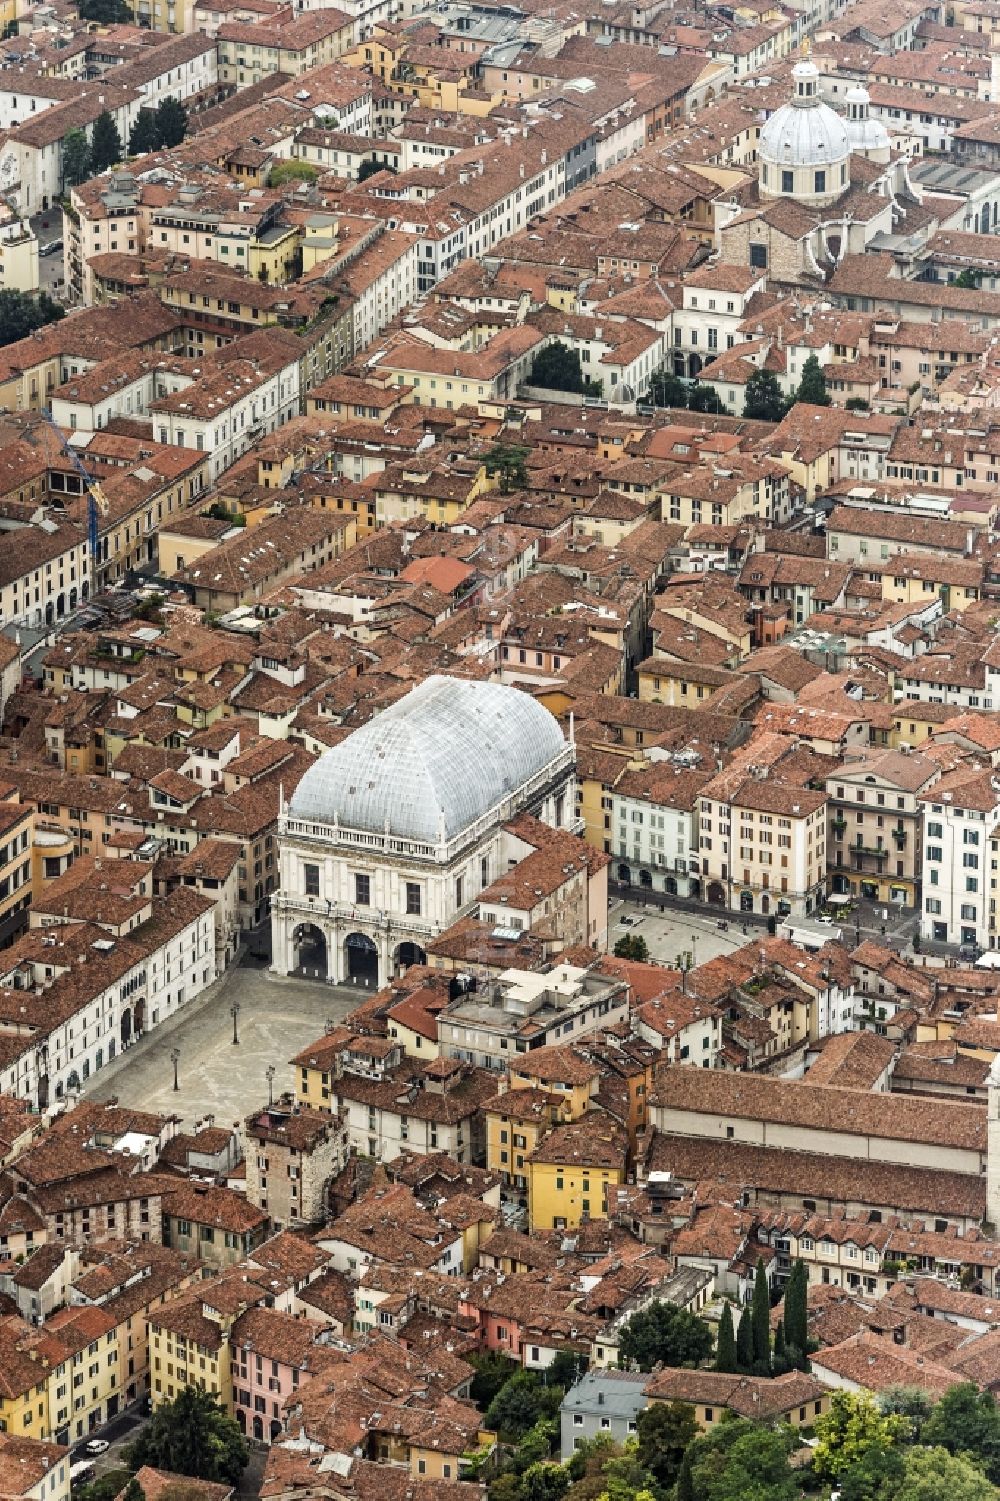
[717,53,919,287]
[271,675,576,985]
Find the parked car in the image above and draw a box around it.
[40,238,62,256]
[84,1440,110,1456]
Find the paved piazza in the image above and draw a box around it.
[84,962,361,1128]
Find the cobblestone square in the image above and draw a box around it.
[84,963,361,1128]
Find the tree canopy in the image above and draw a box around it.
[0,291,64,350]
[530,341,601,397]
[617,1301,713,1372]
[90,111,122,174]
[920,1383,1000,1483]
[156,97,189,149]
[129,109,159,157]
[78,0,132,19]
[743,367,788,422]
[483,440,529,494]
[62,128,91,188]
[682,1417,799,1501]
[613,934,650,963]
[123,1386,248,1485]
[634,1401,698,1494]
[892,1446,995,1501]
[812,1389,910,1490]
[486,1370,565,1443]
[795,353,830,407]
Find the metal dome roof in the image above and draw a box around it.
[288,675,569,843]
[759,99,849,168]
[759,61,849,171]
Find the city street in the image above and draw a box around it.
[84,962,360,1127]
[28,210,65,296]
[612,887,920,966]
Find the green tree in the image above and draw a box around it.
[782,1260,808,1371]
[674,1449,694,1501]
[648,369,688,409]
[358,157,395,181]
[269,159,319,186]
[617,1301,712,1373]
[715,1303,737,1374]
[483,440,529,494]
[90,111,122,173]
[954,268,981,290]
[795,352,830,407]
[129,108,159,157]
[846,395,869,411]
[879,1385,934,1437]
[486,1372,564,1443]
[519,1463,570,1501]
[772,1321,786,1374]
[735,1305,752,1374]
[684,1418,798,1501]
[613,934,649,963]
[893,1446,994,1501]
[531,340,587,395]
[750,1258,771,1376]
[78,1472,133,1501]
[79,0,132,19]
[921,1384,1000,1482]
[123,1385,248,1485]
[62,128,91,187]
[743,367,788,422]
[687,382,728,414]
[812,1389,909,1490]
[469,1351,519,1410]
[634,1401,697,1494]
[0,290,64,349]
[155,96,188,148]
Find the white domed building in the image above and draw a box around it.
[716,55,921,287]
[843,84,891,165]
[759,58,851,208]
[271,675,576,985]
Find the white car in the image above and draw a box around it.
[84,1441,110,1456]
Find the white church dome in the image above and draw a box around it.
[844,83,891,158]
[759,60,850,170]
[288,674,569,843]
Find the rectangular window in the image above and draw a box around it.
[405,882,421,915]
[303,863,319,896]
[355,873,370,906]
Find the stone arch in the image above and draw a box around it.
[345,931,378,986]
[706,881,726,906]
[293,922,328,979]
[740,890,755,912]
[617,863,632,885]
[394,941,426,975]
[639,869,653,889]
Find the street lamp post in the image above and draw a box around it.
[266,1064,276,1107]
[170,1047,180,1092]
[230,1001,241,1046]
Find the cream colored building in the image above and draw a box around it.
[697,777,827,919]
[826,749,939,909]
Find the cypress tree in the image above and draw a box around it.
[773,1320,787,1374]
[675,1448,695,1501]
[736,1304,752,1373]
[751,1258,771,1375]
[784,1260,809,1370]
[715,1303,737,1373]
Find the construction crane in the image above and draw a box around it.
[39,408,110,572]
